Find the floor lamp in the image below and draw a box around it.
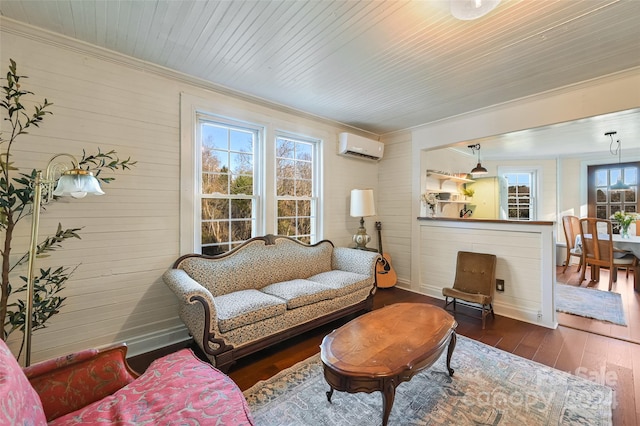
[24,153,104,366]
[350,189,376,250]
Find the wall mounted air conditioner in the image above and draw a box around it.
[338,132,384,161]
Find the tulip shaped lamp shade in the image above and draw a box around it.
[24,154,104,366]
[350,189,376,249]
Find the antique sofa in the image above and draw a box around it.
[0,339,254,425]
[163,234,380,371]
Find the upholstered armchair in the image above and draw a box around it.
[442,251,497,329]
[0,339,254,425]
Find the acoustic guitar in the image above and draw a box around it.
[375,221,397,288]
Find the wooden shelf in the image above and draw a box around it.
[426,170,475,184]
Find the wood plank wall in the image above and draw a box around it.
[1,22,378,363]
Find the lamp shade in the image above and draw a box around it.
[52,169,105,199]
[450,0,500,20]
[610,179,631,191]
[470,163,488,175]
[350,189,376,217]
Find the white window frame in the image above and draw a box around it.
[274,131,321,243]
[180,93,324,254]
[197,114,263,254]
[498,166,540,221]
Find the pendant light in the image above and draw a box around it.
[468,144,488,175]
[607,131,630,192]
[450,0,501,21]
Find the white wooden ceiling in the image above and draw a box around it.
[1,0,639,157]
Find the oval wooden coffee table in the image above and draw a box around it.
[320,303,457,426]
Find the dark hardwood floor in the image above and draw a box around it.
[129,285,640,425]
[557,264,640,344]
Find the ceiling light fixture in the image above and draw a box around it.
[450,0,501,20]
[607,131,630,192]
[468,143,488,175]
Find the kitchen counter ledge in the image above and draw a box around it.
[417,217,554,226]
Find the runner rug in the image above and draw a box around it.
[556,284,627,326]
[244,335,612,426]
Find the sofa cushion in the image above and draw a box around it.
[0,339,47,425]
[260,279,336,309]
[49,348,254,425]
[307,270,372,297]
[215,289,287,333]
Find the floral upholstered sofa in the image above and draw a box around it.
[163,235,380,371]
[0,339,254,425]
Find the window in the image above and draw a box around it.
[275,134,318,243]
[198,115,259,255]
[501,170,537,220]
[181,94,324,254]
[588,161,639,231]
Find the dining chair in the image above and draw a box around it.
[561,215,583,274]
[578,217,637,291]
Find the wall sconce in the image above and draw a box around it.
[24,153,104,366]
[450,0,501,20]
[607,131,630,192]
[468,143,488,175]
[350,189,376,250]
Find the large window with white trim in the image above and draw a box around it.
[198,114,260,255]
[275,134,318,243]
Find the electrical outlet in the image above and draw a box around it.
[496,279,505,292]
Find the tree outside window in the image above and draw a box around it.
[275,135,317,244]
[199,119,257,255]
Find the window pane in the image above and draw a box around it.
[230,152,252,175]
[202,221,228,245]
[297,217,310,235]
[298,200,311,216]
[625,167,637,184]
[198,115,259,253]
[595,170,608,186]
[230,129,253,152]
[596,205,607,219]
[296,179,312,197]
[278,200,296,217]
[596,189,607,203]
[202,199,229,220]
[296,161,311,180]
[231,198,252,219]
[202,124,228,150]
[610,191,621,203]
[278,218,295,235]
[231,220,252,242]
[611,168,622,183]
[230,174,253,195]
[296,143,312,160]
[277,139,295,158]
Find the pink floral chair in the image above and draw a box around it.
[0,338,254,425]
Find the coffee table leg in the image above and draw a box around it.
[446,331,457,376]
[326,387,334,403]
[381,380,396,426]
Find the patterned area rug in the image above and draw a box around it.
[244,335,612,426]
[556,284,627,326]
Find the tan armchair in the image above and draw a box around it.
[443,251,497,329]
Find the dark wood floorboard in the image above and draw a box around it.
[129,286,640,425]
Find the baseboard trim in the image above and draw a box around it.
[420,284,557,329]
[124,325,191,358]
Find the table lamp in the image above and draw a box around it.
[350,189,376,249]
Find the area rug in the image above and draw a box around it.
[555,284,626,326]
[244,335,612,426]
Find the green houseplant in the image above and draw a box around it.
[0,59,135,358]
